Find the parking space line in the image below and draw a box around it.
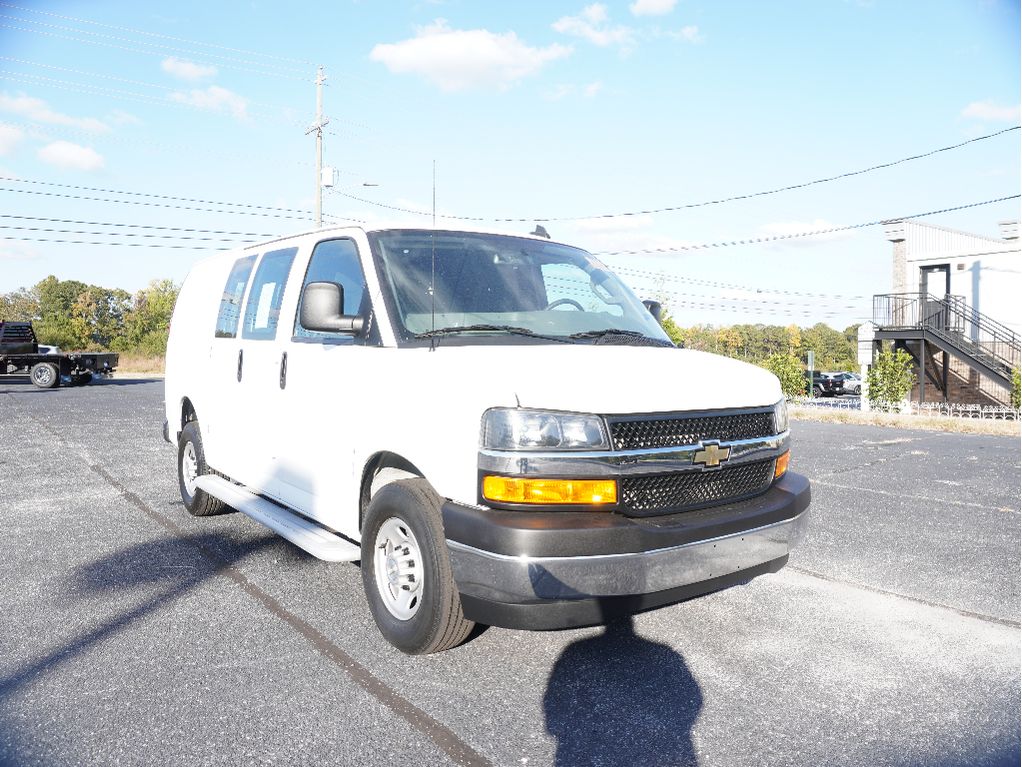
[811,477,1021,514]
[7,393,492,767]
[787,565,1021,629]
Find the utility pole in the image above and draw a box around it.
[306,66,329,228]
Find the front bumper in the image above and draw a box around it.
[443,471,810,629]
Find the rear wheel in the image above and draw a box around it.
[30,362,59,389]
[361,479,474,654]
[178,421,227,516]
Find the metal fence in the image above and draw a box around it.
[788,396,1020,421]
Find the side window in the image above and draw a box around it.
[241,247,298,341]
[214,255,256,338]
[294,239,367,340]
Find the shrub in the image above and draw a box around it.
[763,353,806,398]
[866,349,915,410]
[1012,367,1020,410]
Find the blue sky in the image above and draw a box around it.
[0,0,1018,330]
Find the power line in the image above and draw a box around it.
[0,2,315,66]
[0,235,228,250]
[0,224,259,243]
[611,264,867,300]
[593,196,1022,255]
[0,214,276,237]
[0,14,309,79]
[0,176,326,217]
[330,127,1021,223]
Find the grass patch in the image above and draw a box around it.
[114,353,165,375]
[790,405,1020,436]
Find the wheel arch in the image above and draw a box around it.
[359,451,426,532]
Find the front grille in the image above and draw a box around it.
[608,411,775,450]
[619,460,775,515]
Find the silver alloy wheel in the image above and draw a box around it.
[373,517,423,621]
[181,441,199,496]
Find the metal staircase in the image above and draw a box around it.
[873,293,1019,400]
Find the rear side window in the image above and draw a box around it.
[294,239,367,341]
[214,255,256,338]
[242,247,298,341]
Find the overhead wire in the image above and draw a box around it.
[329,126,1021,223]
[0,2,315,66]
[0,213,276,237]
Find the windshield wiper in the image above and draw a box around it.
[567,329,674,347]
[413,324,570,342]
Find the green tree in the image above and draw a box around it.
[1012,368,1020,410]
[659,314,684,346]
[763,353,807,398]
[114,279,179,355]
[0,287,40,321]
[866,348,915,410]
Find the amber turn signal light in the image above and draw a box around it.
[482,476,617,505]
[774,450,790,479]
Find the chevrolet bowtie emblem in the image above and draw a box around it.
[693,442,731,468]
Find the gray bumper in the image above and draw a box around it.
[448,507,809,604]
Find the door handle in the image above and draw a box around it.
[237,349,244,382]
[279,351,288,390]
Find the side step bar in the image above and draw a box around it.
[194,475,361,562]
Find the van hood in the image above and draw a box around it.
[421,343,782,414]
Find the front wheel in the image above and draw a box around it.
[361,479,474,654]
[177,421,227,516]
[30,362,59,389]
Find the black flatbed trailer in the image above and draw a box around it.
[0,321,118,388]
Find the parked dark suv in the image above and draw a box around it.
[807,372,842,397]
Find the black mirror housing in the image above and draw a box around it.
[642,299,663,323]
[300,281,365,334]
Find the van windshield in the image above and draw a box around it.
[369,230,672,346]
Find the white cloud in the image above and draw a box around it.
[544,84,575,101]
[161,56,218,81]
[669,25,704,43]
[108,109,142,126]
[0,124,24,156]
[37,140,105,171]
[584,81,603,97]
[0,243,41,261]
[370,19,571,92]
[169,86,248,119]
[961,100,1021,122]
[629,0,677,16]
[0,92,109,133]
[553,4,636,48]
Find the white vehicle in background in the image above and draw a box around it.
[164,226,811,654]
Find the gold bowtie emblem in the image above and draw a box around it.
[693,443,731,468]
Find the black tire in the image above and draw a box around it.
[813,384,823,397]
[853,385,861,395]
[361,479,474,654]
[30,362,59,389]
[177,421,227,516]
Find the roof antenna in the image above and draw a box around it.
[531,224,550,239]
[430,159,437,352]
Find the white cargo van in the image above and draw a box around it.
[164,227,810,654]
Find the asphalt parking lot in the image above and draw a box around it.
[1,377,1019,767]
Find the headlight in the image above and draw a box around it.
[481,408,609,451]
[772,398,789,434]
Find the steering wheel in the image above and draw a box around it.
[545,298,585,311]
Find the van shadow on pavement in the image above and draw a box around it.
[0,533,272,764]
[543,613,703,767]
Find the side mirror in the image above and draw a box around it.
[300,282,365,334]
[642,299,662,323]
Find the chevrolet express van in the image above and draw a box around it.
[164,227,811,654]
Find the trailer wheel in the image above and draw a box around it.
[361,479,474,654]
[30,362,59,389]
[178,421,227,516]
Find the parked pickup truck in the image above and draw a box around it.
[164,226,812,654]
[0,321,118,388]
